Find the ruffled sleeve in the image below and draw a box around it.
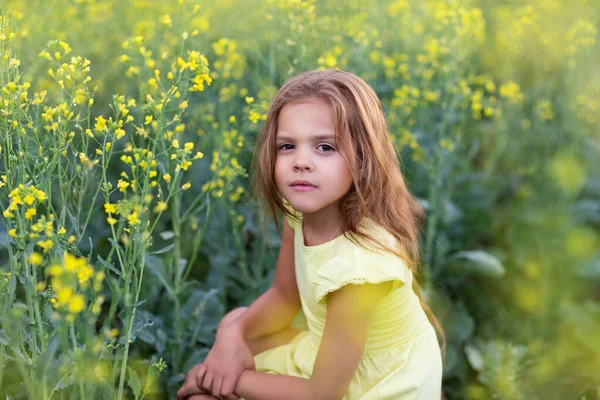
[311,244,411,304]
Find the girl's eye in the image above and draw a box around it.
[318,144,335,152]
[278,144,294,151]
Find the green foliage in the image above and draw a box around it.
[0,0,599,399]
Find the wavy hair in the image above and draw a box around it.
[250,69,445,360]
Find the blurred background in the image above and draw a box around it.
[0,0,598,399]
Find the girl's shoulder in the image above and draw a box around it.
[312,225,412,303]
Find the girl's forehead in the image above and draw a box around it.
[278,100,335,128]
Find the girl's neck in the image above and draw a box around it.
[302,214,346,247]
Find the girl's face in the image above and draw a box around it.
[274,96,353,218]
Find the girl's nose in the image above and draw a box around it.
[293,150,313,171]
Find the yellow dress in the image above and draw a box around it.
[253,207,443,399]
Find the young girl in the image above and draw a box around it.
[177,70,445,400]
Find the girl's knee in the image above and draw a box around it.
[219,307,247,328]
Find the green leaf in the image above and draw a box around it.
[128,367,142,400]
[50,374,75,394]
[448,250,505,277]
[121,320,155,345]
[108,238,122,250]
[145,255,175,299]
[36,334,59,380]
[132,299,147,308]
[148,243,175,255]
[97,255,123,276]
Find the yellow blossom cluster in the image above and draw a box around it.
[1,80,30,115]
[211,38,247,80]
[181,50,213,92]
[499,81,523,104]
[218,82,249,103]
[170,138,204,173]
[41,41,92,94]
[246,87,274,125]
[46,251,105,319]
[104,199,145,229]
[41,102,74,133]
[565,19,596,57]
[3,185,55,244]
[201,151,247,200]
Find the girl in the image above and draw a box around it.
[177,69,445,400]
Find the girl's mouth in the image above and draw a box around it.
[291,184,316,191]
[291,180,316,191]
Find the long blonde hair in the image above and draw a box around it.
[250,69,446,360]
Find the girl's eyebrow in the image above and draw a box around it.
[276,134,336,142]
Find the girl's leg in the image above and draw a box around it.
[219,307,302,356]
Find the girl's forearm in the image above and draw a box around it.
[234,370,317,400]
[228,287,301,340]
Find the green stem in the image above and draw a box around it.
[70,322,85,400]
[172,194,182,370]
[116,263,133,400]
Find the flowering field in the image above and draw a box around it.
[0,0,598,399]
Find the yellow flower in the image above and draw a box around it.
[58,227,66,235]
[48,264,63,277]
[181,182,191,190]
[144,115,153,125]
[249,110,261,124]
[69,294,85,314]
[36,281,46,292]
[160,14,172,27]
[78,265,94,285]
[94,271,105,293]
[36,190,47,201]
[104,203,117,214]
[184,142,194,152]
[8,229,15,238]
[117,179,130,193]
[107,217,117,225]
[64,252,87,273]
[92,296,104,314]
[3,210,14,218]
[68,235,76,243]
[25,207,37,220]
[127,212,140,225]
[193,151,204,160]
[57,287,73,304]
[163,173,171,183]
[23,194,36,205]
[28,252,43,266]
[154,201,168,213]
[37,240,54,253]
[94,116,107,131]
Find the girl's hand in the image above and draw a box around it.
[177,363,238,400]
[195,325,254,398]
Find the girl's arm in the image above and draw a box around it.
[233,280,393,400]
[182,219,302,400]
[226,218,301,340]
